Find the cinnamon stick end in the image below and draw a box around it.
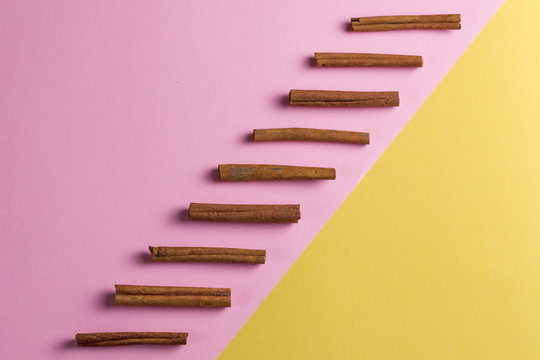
[217,165,225,181]
[313,53,323,67]
[148,246,158,261]
[187,203,199,221]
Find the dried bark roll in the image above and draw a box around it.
[75,332,188,346]
[218,164,336,181]
[189,203,301,223]
[115,285,231,307]
[289,89,399,107]
[253,128,370,145]
[149,246,266,264]
[351,14,461,32]
[315,53,423,67]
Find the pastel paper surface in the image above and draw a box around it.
[0,0,503,358]
[220,0,540,356]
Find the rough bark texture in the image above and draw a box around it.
[253,128,370,144]
[115,285,231,307]
[75,332,188,346]
[188,203,301,223]
[149,246,266,264]
[218,164,336,181]
[115,285,231,296]
[315,53,422,67]
[351,14,461,32]
[289,89,399,107]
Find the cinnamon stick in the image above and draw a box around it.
[115,285,231,307]
[149,246,266,264]
[315,53,422,67]
[189,203,301,223]
[75,332,188,346]
[351,14,461,32]
[253,128,369,144]
[289,89,399,107]
[218,164,335,181]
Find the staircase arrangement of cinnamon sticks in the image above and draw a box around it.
[115,285,232,307]
[149,246,266,264]
[253,128,370,144]
[76,332,188,346]
[75,11,460,349]
[315,53,423,67]
[289,89,399,107]
[189,203,301,223]
[218,164,336,181]
[351,14,461,32]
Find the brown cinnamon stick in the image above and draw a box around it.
[75,332,188,346]
[189,203,301,223]
[289,89,399,107]
[253,128,369,144]
[115,285,231,307]
[315,53,422,67]
[351,14,461,32]
[149,246,266,264]
[218,164,335,181]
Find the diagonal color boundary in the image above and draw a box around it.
[0,1,506,359]
[219,0,540,358]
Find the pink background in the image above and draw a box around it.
[0,0,503,359]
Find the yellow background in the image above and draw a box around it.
[220,0,540,358]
